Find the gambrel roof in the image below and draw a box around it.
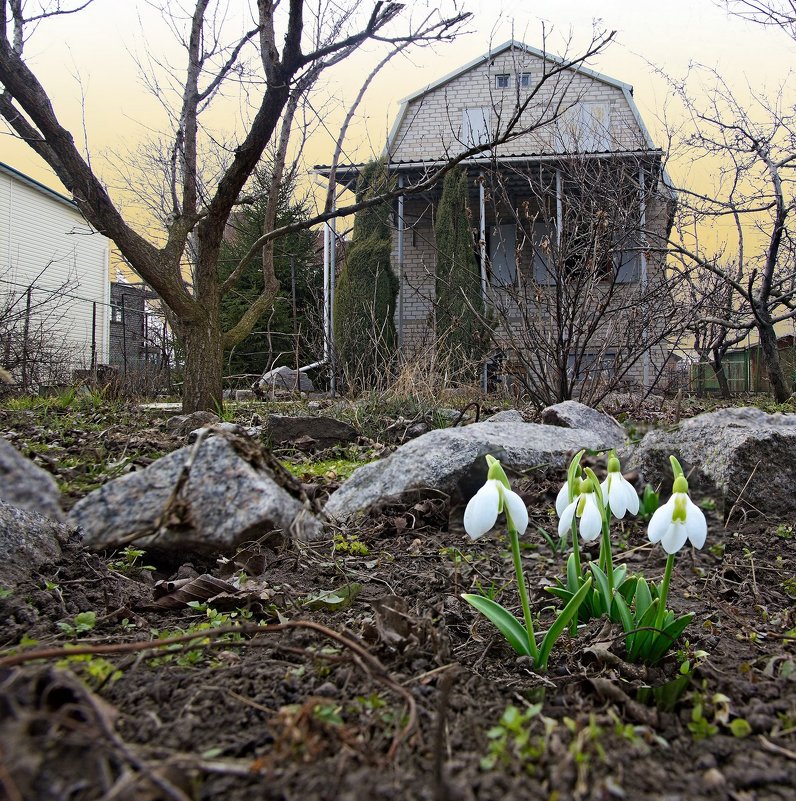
[386,39,657,160]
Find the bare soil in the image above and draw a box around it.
[1,400,794,801]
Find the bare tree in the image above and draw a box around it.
[0,1,474,411]
[462,152,689,408]
[662,64,796,402]
[717,0,796,37]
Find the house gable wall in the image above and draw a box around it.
[388,47,648,164]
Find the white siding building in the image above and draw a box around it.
[0,161,110,386]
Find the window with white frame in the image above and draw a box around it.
[495,73,510,89]
[518,72,532,88]
[461,107,490,147]
[488,224,517,286]
[554,102,612,153]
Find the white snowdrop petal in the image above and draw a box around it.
[600,478,610,506]
[463,481,499,540]
[555,482,570,516]
[503,488,529,534]
[608,476,627,519]
[661,521,688,554]
[580,496,602,542]
[685,498,708,549]
[623,479,640,516]
[647,500,674,544]
[558,500,577,538]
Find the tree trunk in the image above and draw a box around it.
[712,350,731,399]
[179,315,225,413]
[757,317,791,402]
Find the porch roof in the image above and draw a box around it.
[313,148,666,191]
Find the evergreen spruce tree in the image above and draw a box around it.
[333,159,398,386]
[434,168,486,375]
[218,170,317,377]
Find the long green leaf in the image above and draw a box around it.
[462,594,533,656]
[545,586,575,604]
[589,561,612,612]
[648,613,695,664]
[635,577,652,620]
[612,591,634,636]
[566,552,580,593]
[618,575,639,604]
[628,600,660,661]
[538,576,593,670]
[613,564,627,588]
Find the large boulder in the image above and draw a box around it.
[541,400,626,448]
[164,410,220,436]
[324,419,612,522]
[69,435,323,554]
[0,501,68,589]
[628,407,796,516]
[259,365,315,394]
[0,437,65,521]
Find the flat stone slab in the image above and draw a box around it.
[324,419,611,522]
[69,435,323,555]
[266,415,358,449]
[628,407,796,516]
[0,437,65,521]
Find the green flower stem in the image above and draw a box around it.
[569,520,582,636]
[600,515,615,598]
[654,553,676,633]
[508,523,538,661]
[570,522,582,577]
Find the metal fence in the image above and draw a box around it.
[1,276,171,391]
[690,341,796,395]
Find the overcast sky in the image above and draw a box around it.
[1,1,793,203]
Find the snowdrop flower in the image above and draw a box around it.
[557,478,602,542]
[600,456,639,520]
[648,475,707,555]
[464,456,528,540]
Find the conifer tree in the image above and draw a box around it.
[434,168,486,375]
[334,159,398,385]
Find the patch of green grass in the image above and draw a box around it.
[285,457,362,480]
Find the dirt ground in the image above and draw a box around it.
[1,400,794,801]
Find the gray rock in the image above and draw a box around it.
[541,400,626,448]
[0,437,65,521]
[324,420,611,522]
[235,389,256,401]
[0,501,68,588]
[259,365,315,394]
[68,435,323,554]
[628,407,796,516]
[186,422,259,442]
[267,415,358,449]
[485,410,525,424]
[165,410,220,436]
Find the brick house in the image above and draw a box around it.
[318,41,675,397]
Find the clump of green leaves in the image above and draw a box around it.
[639,484,660,521]
[108,546,155,575]
[57,611,97,638]
[333,533,370,556]
[481,704,552,773]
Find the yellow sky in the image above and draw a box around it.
[1,0,793,248]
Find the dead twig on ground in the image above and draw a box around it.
[0,618,417,761]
